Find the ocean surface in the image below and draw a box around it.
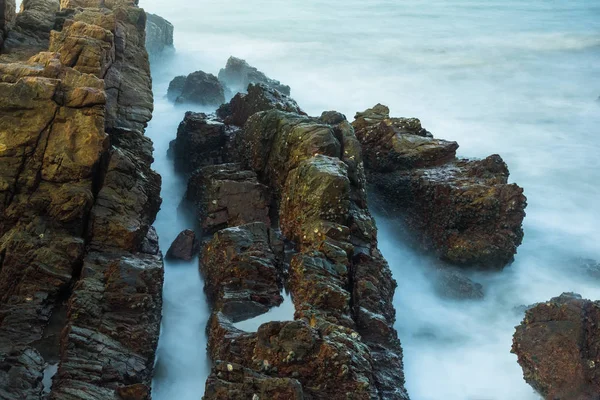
[143,1,600,399]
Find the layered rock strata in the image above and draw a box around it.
[172,87,409,398]
[0,1,163,399]
[353,104,527,268]
[512,293,600,399]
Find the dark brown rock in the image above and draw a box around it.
[355,104,527,268]
[169,112,230,173]
[201,222,283,322]
[512,293,600,400]
[218,56,290,96]
[186,163,271,234]
[170,70,225,106]
[166,229,199,261]
[217,83,304,127]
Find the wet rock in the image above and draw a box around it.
[353,104,453,172]
[0,347,45,399]
[201,222,284,322]
[168,70,225,106]
[145,12,173,61]
[355,104,527,268]
[433,267,484,300]
[166,229,199,261]
[204,361,304,400]
[141,226,160,255]
[512,293,600,399]
[169,112,230,173]
[217,83,304,127]
[186,163,271,234]
[218,56,290,96]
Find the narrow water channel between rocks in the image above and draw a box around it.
[145,1,600,399]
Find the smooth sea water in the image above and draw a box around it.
[144,1,600,399]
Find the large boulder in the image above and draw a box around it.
[168,112,230,173]
[201,222,284,322]
[166,229,199,261]
[186,163,271,234]
[512,293,600,399]
[167,70,225,106]
[217,83,304,127]
[218,56,290,96]
[355,104,527,268]
[145,12,174,61]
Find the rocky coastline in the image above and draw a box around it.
[1,2,596,400]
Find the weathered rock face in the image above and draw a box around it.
[0,0,163,398]
[145,12,173,61]
[1,0,60,61]
[218,56,290,96]
[201,222,284,322]
[354,104,527,269]
[512,293,600,400]
[167,229,199,260]
[169,112,231,173]
[0,0,16,48]
[168,70,225,106]
[216,82,304,127]
[186,163,271,234]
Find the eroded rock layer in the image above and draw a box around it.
[0,0,163,398]
[353,104,527,268]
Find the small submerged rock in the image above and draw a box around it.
[433,267,484,300]
[166,229,200,261]
[512,292,600,399]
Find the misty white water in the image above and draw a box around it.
[144,1,600,399]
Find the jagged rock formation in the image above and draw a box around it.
[216,82,304,127]
[354,104,527,269]
[0,0,60,61]
[171,88,409,397]
[0,1,163,398]
[168,112,231,173]
[512,293,600,399]
[145,12,173,61]
[167,70,225,106]
[218,56,290,96]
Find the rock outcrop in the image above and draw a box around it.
[0,1,163,398]
[167,70,225,106]
[512,293,600,399]
[145,12,173,61]
[354,104,527,269]
[0,0,59,61]
[174,94,409,398]
[216,82,304,127]
[218,56,290,96]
